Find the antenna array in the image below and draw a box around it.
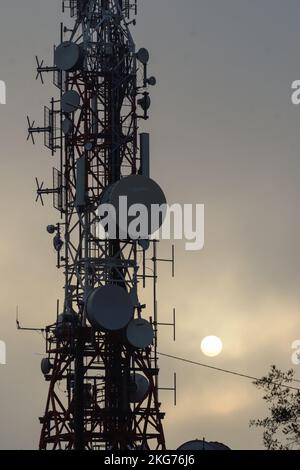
[28,0,176,450]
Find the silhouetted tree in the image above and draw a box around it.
[250,365,300,450]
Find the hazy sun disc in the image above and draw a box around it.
[201,336,223,357]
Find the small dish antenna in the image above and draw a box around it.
[126,318,154,349]
[41,358,52,375]
[61,90,81,114]
[130,373,150,403]
[137,48,150,65]
[138,93,151,112]
[62,118,74,135]
[54,42,84,72]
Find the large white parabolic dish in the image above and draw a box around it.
[87,285,134,331]
[100,174,166,238]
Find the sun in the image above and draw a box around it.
[201,336,223,357]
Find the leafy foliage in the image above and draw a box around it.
[250,365,300,450]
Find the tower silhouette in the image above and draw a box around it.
[28,0,169,450]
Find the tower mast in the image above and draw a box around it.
[30,0,166,450]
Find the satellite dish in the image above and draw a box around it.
[53,233,63,252]
[126,318,154,349]
[54,42,84,71]
[46,225,56,234]
[62,118,73,135]
[87,285,134,331]
[61,90,81,114]
[101,174,167,238]
[41,358,52,375]
[137,48,149,65]
[138,94,151,112]
[84,142,94,152]
[130,373,150,403]
[177,440,230,451]
[147,76,157,86]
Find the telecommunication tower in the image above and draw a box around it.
[27,0,176,450]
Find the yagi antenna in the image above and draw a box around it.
[35,178,45,206]
[36,56,45,84]
[27,116,36,144]
[35,56,57,84]
[35,177,60,207]
[27,115,51,145]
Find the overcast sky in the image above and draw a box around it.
[0,0,300,449]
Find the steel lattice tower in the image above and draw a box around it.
[28,0,170,450]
